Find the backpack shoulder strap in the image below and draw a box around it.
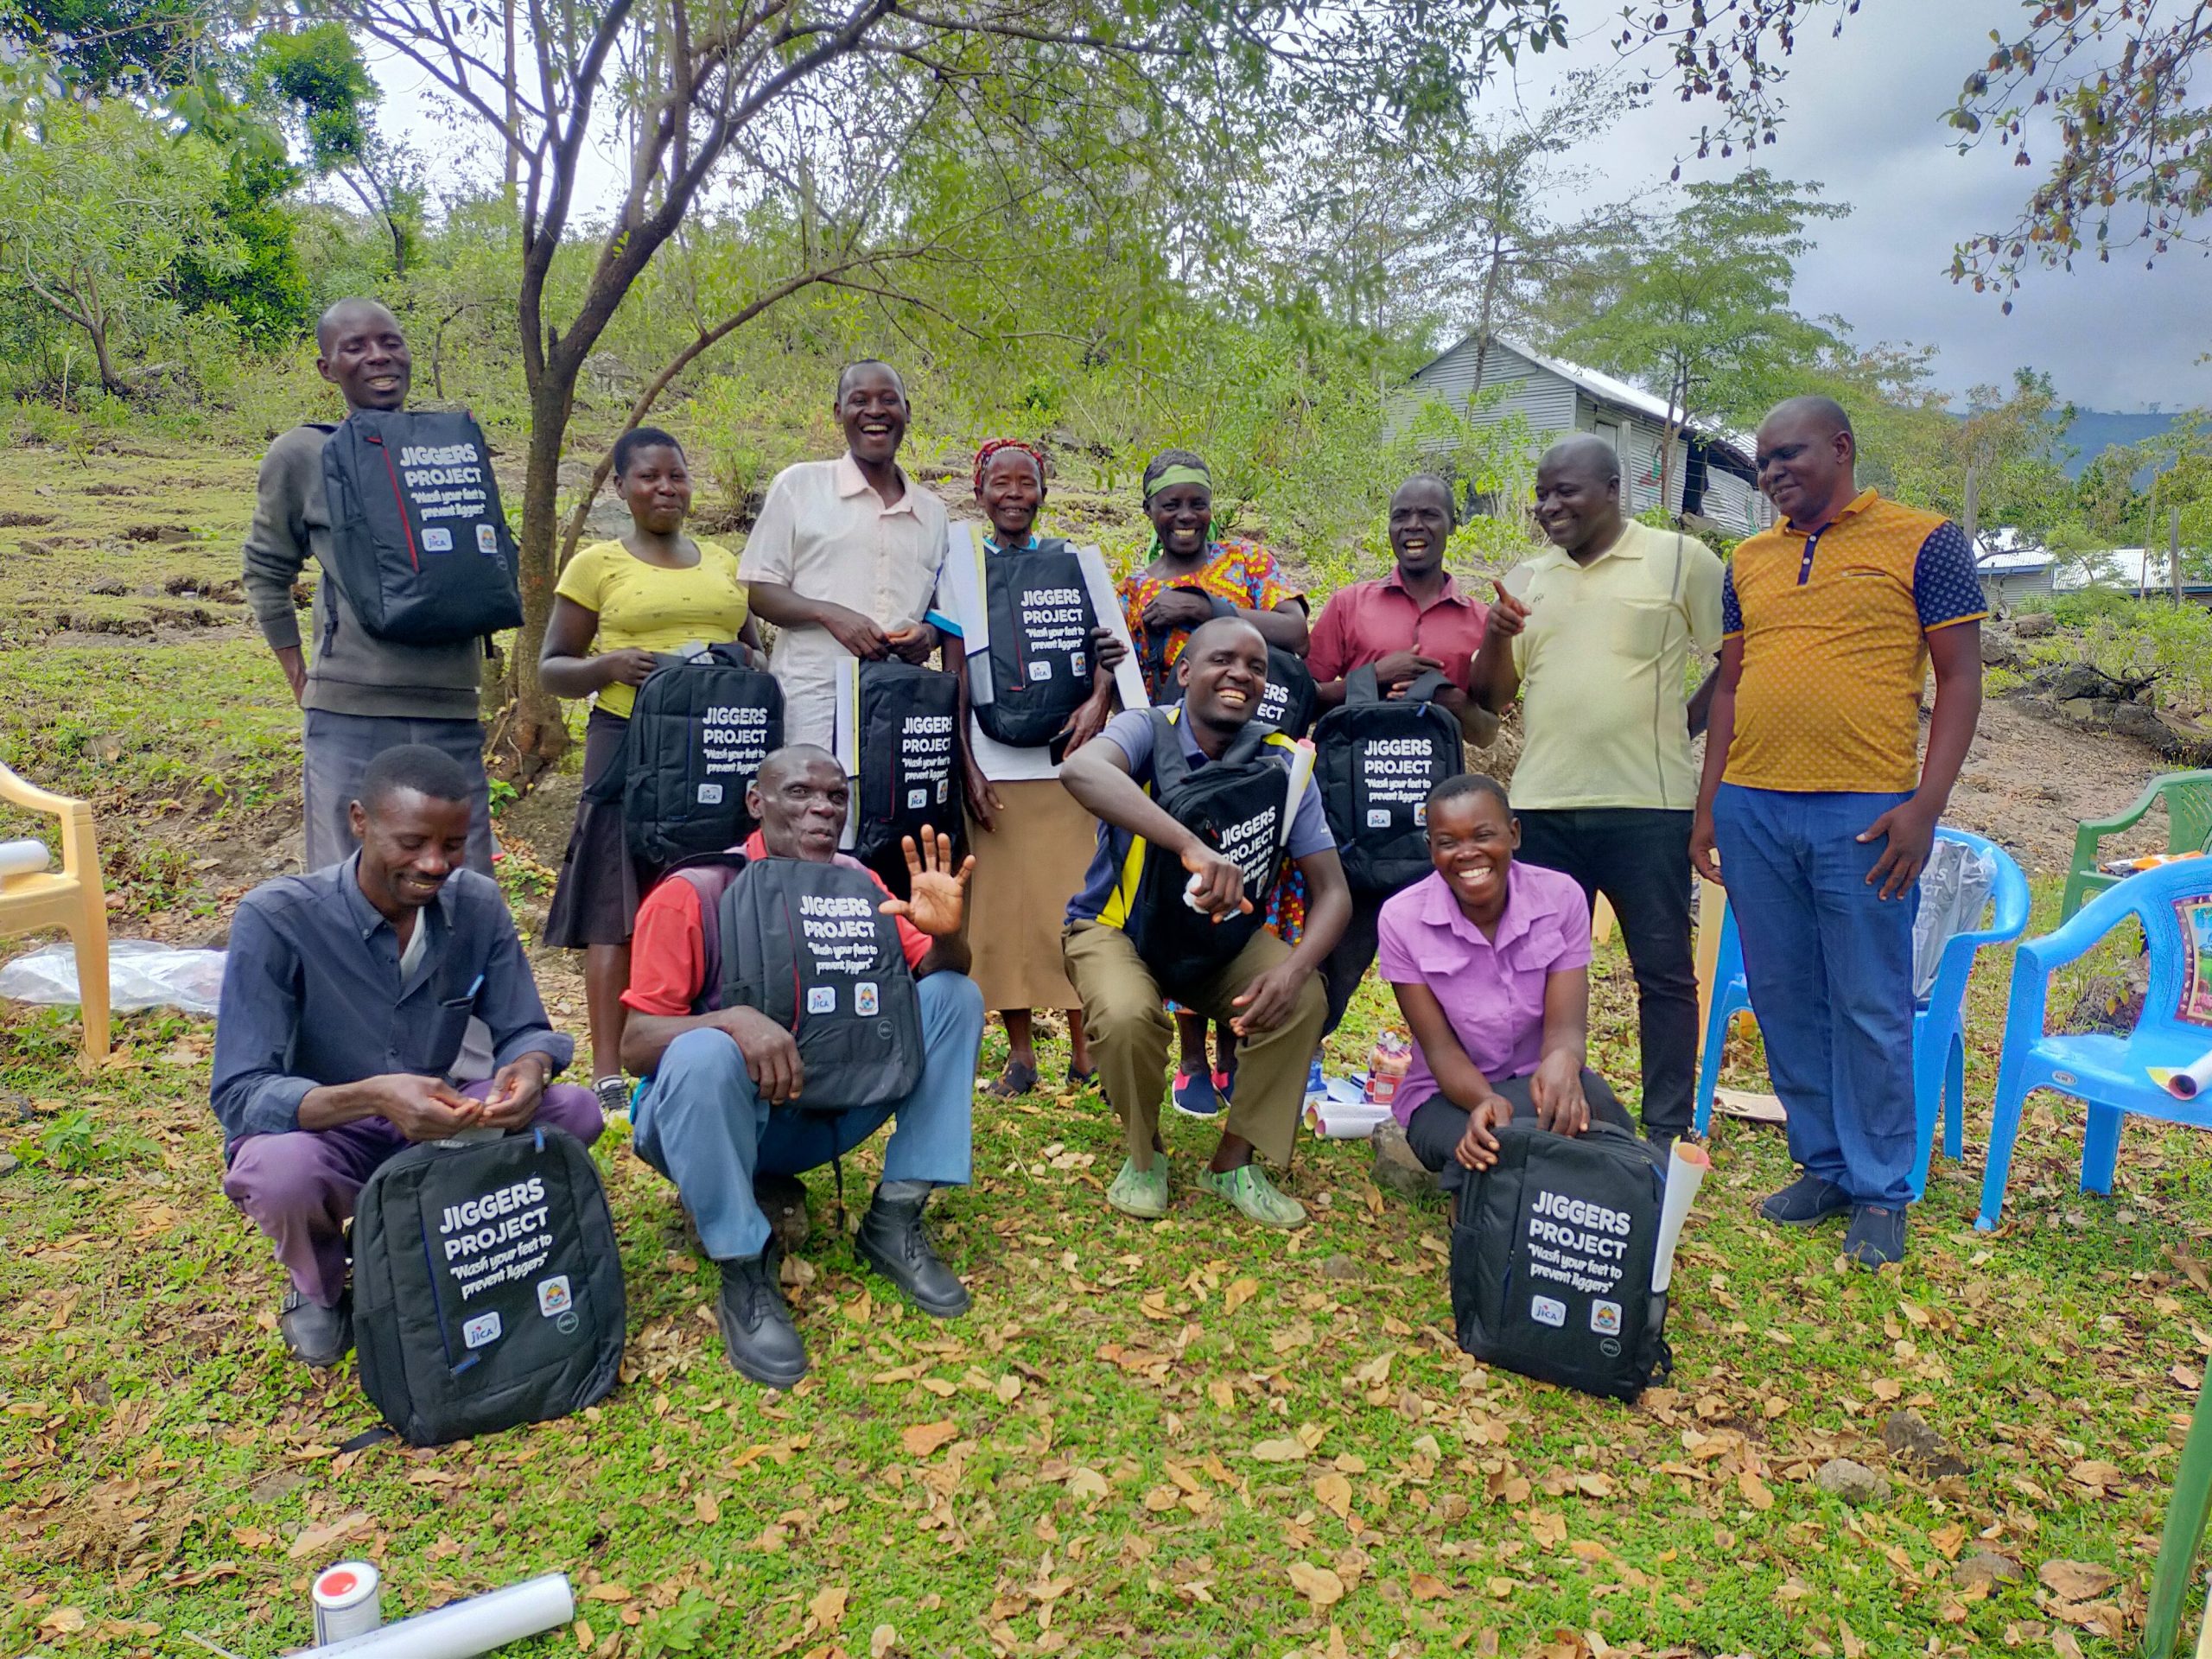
[1219,717,1278,766]
[1146,706,1192,797]
[1403,669,1452,705]
[1344,663,1383,706]
[664,853,747,1005]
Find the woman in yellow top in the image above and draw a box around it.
[541,426,763,1115]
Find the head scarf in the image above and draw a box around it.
[1141,452,1217,556]
[973,438,1047,496]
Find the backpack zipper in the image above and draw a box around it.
[366,433,420,572]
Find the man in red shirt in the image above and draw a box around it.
[1306,474,1498,1029]
[620,747,982,1388]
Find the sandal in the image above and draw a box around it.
[1066,1065,1099,1090]
[987,1060,1039,1099]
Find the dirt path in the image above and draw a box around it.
[1943,696,2175,877]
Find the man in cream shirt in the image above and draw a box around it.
[741,359,950,747]
[1471,435,1724,1154]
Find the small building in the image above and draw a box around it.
[1974,528,2056,609]
[1399,334,1779,537]
[2059,547,2212,605]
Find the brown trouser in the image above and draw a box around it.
[1062,919,1325,1170]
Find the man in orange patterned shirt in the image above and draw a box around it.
[1690,396,1984,1270]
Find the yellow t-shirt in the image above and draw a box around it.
[554,538,749,718]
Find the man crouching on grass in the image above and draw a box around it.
[213,745,601,1367]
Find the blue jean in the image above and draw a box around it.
[630,972,983,1261]
[1710,784,1918,1207]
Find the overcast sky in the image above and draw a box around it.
[378,0,2205,413]
[1510,0,2210,413]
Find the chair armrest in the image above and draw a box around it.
[0,758,78,820]
[2075,777,2171,846]
[2013,901,2126,977]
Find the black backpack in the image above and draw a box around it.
[672,854,925,1112]
[353,1126,626,1446]
[848,660,962,863]
[1254,645,1318,739]
[1120,708,1297,1002]
[973,539,1096,747]
[591,646,783,869]
[1448,1121,1672,1403]
[1314,664,1465,894]
[320,409,524,645]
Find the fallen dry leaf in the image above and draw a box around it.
[1313,1472,1353,1517]
[1065,1466,1110,1500]
[1252,1437,1308,1464]
[2067,1460,2124,1491]
[573,1619,594,1650]
[693,1493,720,1524]
[1224,1276,1259,1313]
[900,1420,959,1458]
[809,1586,849,1632]
[584,1583,632,1603]
[2038,1560,2120,1602]
[870,1625,900,1659]
[287,1510,372,1560]
[1288,1561,1345,1609]
[41,1609,86,1635]
[1409,1572,1448,1602]
[1738,1470,1775,1511]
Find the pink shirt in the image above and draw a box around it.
[1375,863,1593,1124]
[1306,569,1490,694]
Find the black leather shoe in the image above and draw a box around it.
[855,1191,971,1317]
[715,1250,808,1389]
[279,1288,353,1368]
[1843,1204,1909,1269]
[1759,1173,1853,1227]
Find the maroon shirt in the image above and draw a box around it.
[1306,569,1490,693]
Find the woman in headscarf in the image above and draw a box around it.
[539,426,764,1118]
[962,439,1128,1096]
[1115,448,1312,1121]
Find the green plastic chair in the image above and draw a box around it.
[2061,770,2212,921]
[2145,1372,2212,1657]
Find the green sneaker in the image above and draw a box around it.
[1108,1154,1170,1220]
[1198,1162,1307,1229]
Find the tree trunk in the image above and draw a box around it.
[88,316,125,399]
[487,373,579,784]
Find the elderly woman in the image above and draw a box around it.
[539,426,764,1116]
[1114,448,1311,1120]
[961,439,1126,1096]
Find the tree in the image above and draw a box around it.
[0,99,238,395]
[1546,169,1846,508]
[1608,2,2212,304]
[257,23,424,277]
[0,0,209,94]
[308,0,1589,778]
[1885,369,2078,547]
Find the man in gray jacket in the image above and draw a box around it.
[242,298,495,874]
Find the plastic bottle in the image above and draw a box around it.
[1365,1031,1412,1108]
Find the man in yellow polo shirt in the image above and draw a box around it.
[1690,396,1984,1270]
[1473,435,1724,1154]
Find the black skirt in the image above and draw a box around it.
[542,707,653,949]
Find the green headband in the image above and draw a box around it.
[1145,464,1212,500]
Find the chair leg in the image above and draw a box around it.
[1977,1063,2033,1231]
[68,907,110,1074]
[2082,1102,2124,1197]
[1693,996,1731,1139]
[1909,1021,1943,1200]
[1944,1034,1966,1163]
[2060,870,2088,923]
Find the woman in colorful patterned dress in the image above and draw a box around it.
[1116,449,1312,1119]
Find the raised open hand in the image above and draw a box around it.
[880,823,976,937]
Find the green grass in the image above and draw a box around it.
[3,435,2209,1659]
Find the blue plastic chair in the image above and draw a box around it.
[1693,827,2031,1198]
[1978,856,2212,1230]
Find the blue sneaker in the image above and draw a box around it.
[1172,1067,1221,1118]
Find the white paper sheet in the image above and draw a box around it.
[832,657,861,848]
[1649,1141,1711,1294]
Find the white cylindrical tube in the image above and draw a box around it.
[2166,1052,2212,1099]
[1304,1099,1394,1140]
[0,839,52,879]
[313,1561,384,1642]
[299,1574,574,1659]
[1649,1141,1712,1294]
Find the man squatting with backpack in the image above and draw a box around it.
[618,746,983,1389]
[242,299,499,875]
[1060,618,1351,1228]
[211,746,604,1367]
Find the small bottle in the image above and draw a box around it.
[1365,1031,1412,1108]
[312,1560,383,1641]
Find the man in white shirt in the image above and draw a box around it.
[741,360,950,747]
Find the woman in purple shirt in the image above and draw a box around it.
[1376,774,1637,1187]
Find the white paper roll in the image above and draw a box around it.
[2165,1052,2212,1099]
[1303,1098,1394,1140]
[299,1573,574,1658]
[0,839,52,879]
[1649,1141,1711,1295]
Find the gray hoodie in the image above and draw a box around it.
[241,422,483,721]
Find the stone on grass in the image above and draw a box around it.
[1955,1550,2023,1592]
[1881,1408,1969,1477]
[1370,1121,1440,1200]
[1319,1254,1362,1282]
[2012,611,2057,637]
[1813,1457,1890,1505]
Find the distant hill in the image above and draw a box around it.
[2059,410,2186,481]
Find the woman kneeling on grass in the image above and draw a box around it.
[1378,773,1636,1189]
[538,426,765,1116]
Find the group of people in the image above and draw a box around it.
[209,294,1983,1393]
